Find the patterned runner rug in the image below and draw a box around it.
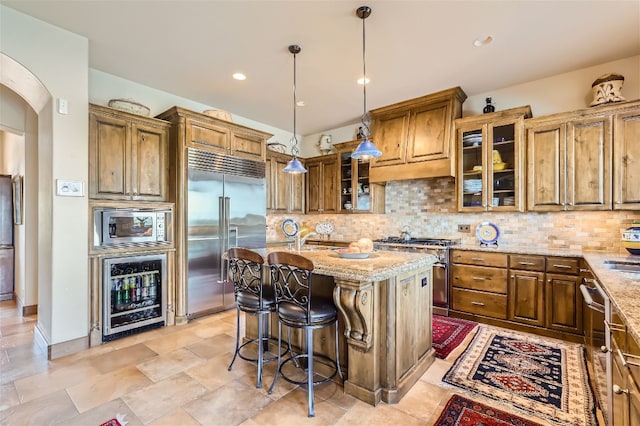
[434,394,544,426]
[443,326,596,426]
[432,315,478,359]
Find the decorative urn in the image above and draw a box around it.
[590,73,626,107]
[622,221,640,255]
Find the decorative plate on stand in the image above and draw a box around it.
[315,221,335,238]
[281,218,299,238]
[476,222,500,247]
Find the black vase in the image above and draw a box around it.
[483,97,495,114]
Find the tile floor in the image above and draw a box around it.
[1,299,561,425]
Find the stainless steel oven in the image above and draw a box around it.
[374,237,457,316]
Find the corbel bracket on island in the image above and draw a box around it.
[334,278,375,352]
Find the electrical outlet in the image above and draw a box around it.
[458,224,470,233]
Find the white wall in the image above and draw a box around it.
[1,5,89,347]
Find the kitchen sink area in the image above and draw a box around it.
[603,259,640,273]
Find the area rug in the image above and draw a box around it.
[434,394,544,426]
[433,315,478,359]
[442,326,596,426]
[99,413,127,426]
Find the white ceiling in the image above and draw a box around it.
[4,1,639,136]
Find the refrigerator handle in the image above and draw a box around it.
[219,196,227,283]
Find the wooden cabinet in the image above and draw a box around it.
[305,154,339,214]
[613,106,640,209]
[334,140,385,213]
[368,87,466,182]
[508,254,545,327]
[266,150,304,214]
[526,108,612,211]
[545,256,583,335]
[89,104,170,201]
[156,106,271,161]
[456,106,531,211]
[450,250,508,320]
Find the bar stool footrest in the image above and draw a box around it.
[278,353,340,386]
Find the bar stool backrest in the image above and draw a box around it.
[267,251,315,325]
[227,247,266,310]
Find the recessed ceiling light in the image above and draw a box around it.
[232,72,246,81]
[357,77,370,85]
[473,36,493,47]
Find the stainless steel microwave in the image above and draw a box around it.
[93,207,172,248]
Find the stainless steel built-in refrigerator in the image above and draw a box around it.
[186,149,266,318]
[0,175,14,301]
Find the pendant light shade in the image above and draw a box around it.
[351,6,382,161]
[283,44,307,174]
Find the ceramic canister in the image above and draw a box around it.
[622,221,640,255]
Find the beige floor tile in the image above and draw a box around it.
[185,352,249,391]
[393,379,452,422]
[61,398,144,426]
[0,389,78,425]
[0,331,36,350]
[187,333,236,359]
[147,407,200,426]
[142,329,204,354]
[66,364,153,413]
[89,342,158,374]
[14,358,100,403]
[123,372,208,424]
[0,383,19,411]
[334,399,424,426]
[183,379,275,425]
[136,347,205,382]
[420,358,452,385]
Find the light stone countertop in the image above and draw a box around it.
[452,242,584,257]
[255,247,436,282]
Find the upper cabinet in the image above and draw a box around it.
[456,106,531,212]
[334,140,385,214]
[89,104,170,201]
[266,150,305,214]
[613,106,640,209]
[305,154,339,214]
[156,106,271,162]
[368,87,466,182]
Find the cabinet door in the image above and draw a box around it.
[545,273,583,334]
[527,122,566,211]
[186,119,230,153]
[321,158,339,213]
[396,272,418,379]
[306,156,338,214]
[407,101,450,162]
[370,110,410,167]
[457,125,486,211]
[131,122,168,201]
[231,132,265,161]
[614,110,640,209]
[89,111,131,200]
[416,270,432,359]
[566,115,612,210]
[306,161,322,213]
[508,270,545,327]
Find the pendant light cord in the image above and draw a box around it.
[360,8,371,140]
[292,48,299,157]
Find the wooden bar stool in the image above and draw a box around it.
[267,251,343,417]
[226,247,285,388]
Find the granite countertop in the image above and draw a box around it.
[256,247,436,282]
[452,243,584,257]
[582,252,640,344]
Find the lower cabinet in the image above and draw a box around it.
[450,250,583,340]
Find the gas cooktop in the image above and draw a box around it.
[374,237,460,247]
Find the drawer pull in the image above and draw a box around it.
[518,261,535,266]
[472,277,487,281]
[471,301,485,306]
[552,264,572,269]
[471,257,485,261]
[618,348,628,367]
[613,384,629,395]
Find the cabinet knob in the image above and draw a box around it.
[600,345,608,353]
[613,384,629,395]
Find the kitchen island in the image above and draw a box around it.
[247,247,437,406]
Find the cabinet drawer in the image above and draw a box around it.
[451,250,507,268]
[451,264,508,294]
[451,288,507,319]
[509,254,545,271]
[546,257,579,274]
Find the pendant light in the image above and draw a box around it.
[351,6,382,161]
[283,44,307,174]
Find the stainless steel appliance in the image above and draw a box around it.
[93,207,172,248]
[0,175,14,301]
[187,148,266,319]
[103,253,167,341]
[373,237,458,316]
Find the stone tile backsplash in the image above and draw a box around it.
[268,177,640,254]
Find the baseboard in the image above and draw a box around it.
[47,335,89,360]
[22,304,37,316]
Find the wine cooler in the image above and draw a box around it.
[103,252,167,341]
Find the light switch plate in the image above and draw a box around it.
[56,179,84,197]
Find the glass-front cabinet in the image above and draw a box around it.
[334,140,385,213]
[456,106,531,212]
